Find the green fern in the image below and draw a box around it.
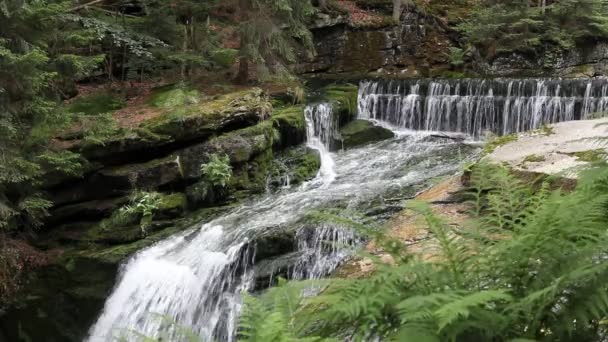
[240,162,608,342]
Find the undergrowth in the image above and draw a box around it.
[238,162,608,341]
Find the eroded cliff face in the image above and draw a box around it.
[296,9,456,78]
[297,6,608,79]
[0,84,360,342]
[474,43,608,77]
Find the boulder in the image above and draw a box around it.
[178,121,276,180]
[67,88,272,164]
[143,88,271,143]
[337,120,395,149]
[267,147,321,189]
[271,106,307,148]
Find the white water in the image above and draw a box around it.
[359,78,608,137]
[86,103,477,342]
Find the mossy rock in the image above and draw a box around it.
[72,88,271,163]
[100,154,183,190]
[185,180,227,209]
[271,105,307,148]
[270,147,321,187]
[48,197,128,226]
[338,120,395,149]
[76,128,172,164]
[177,120,277,180]
[157,192,187,218]
[143,88,271,143]
[49,154,183,207]
[322,83,359,126]
[230,148,275,193]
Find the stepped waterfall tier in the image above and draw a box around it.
[358,78,608,136]
[85,102,478,341]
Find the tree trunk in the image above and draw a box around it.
[236,57,249,84]
[392,0,402,22]
[235,0,250,84]
[181,23,188,79]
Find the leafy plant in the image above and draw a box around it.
[448,47,465,67]
[200,154,232,188]
[240,162,608,342]
[103,191,162,235]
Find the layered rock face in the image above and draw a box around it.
[296,10,455,78]
[475,43,608,77]
[0,87,329,342]
[297,6,608,79]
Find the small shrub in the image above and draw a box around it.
[103,191,162,235]
[448,47,465,67]
[200,154,232,188]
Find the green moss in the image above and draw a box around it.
[67,92,125,116]
[158,193,187,212]
[148,84,201,108]
[291,150,321,184]
[534,124,555,136]
[522,154,546,163]
[271,105,306,147]
[483,134,518,155]
[322,84,359,124]
[272,105,305,129]
[440,71,467,79]
[143,88,268,138]
[570,149,607,163]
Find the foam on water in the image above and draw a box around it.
[86,103,477,342]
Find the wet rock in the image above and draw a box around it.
[185,180,227,209]
[252,252,303,290]
[337,120,395,149]
[253,228,298,263]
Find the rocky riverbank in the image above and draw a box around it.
[0,83,364,341]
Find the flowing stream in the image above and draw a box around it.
[89,78,602,341]
[86,96,477,341]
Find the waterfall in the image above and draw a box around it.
[86,102,477,342]
[304,104,337,187]
[358,78,608,137]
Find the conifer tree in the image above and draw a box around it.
[234,0,316,83]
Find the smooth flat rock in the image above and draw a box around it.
[487,118,608,178]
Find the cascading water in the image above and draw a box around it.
[86,102,478,341]
[358,78,608,137]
